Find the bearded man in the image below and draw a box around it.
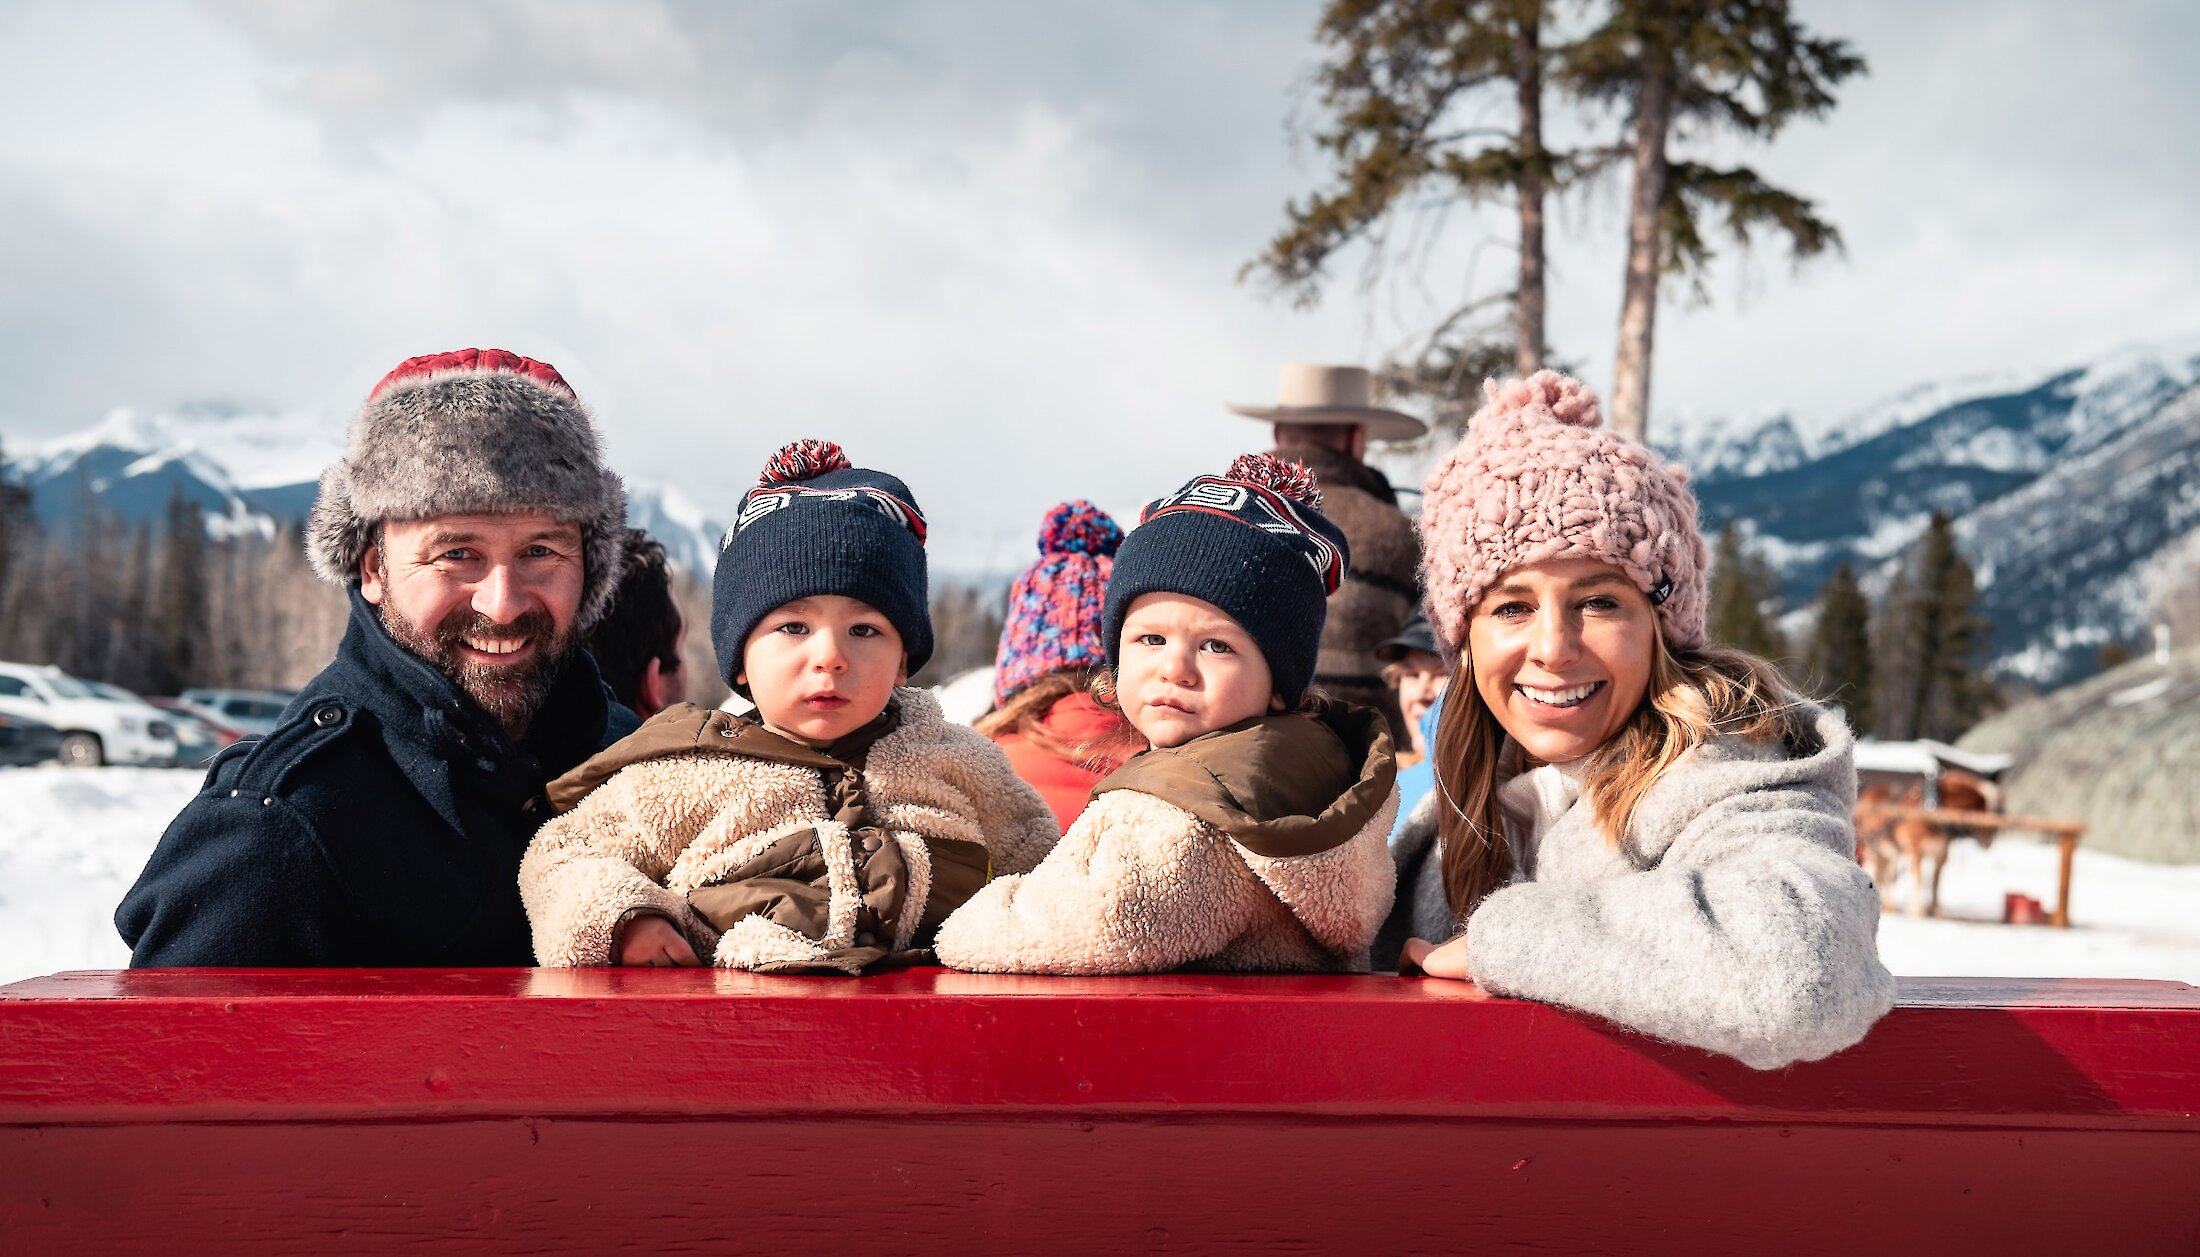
[117,349,632,966]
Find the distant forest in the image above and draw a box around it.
[0,437,1002,705]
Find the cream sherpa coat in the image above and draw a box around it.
[936,699,1399,974]
[520,689,1057,970]
[1384,702,1896,1070]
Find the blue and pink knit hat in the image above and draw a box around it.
[992,501,1123,706]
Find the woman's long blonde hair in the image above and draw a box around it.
[1434,636,1817,917]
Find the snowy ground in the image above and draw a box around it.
[2,765,2196,989]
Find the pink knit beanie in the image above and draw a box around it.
[1419,370,1708,656]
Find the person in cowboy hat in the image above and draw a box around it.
[1229,363,1426,745]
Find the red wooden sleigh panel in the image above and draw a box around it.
[4,969,2197,1255]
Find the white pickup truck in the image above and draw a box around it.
[0,662,182,767]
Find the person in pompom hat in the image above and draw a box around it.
[936,454,1399,975]
[974,501,1143,831]
[521,440,1057,974]
[1386,370,1895,1070]
[118,348,635,968]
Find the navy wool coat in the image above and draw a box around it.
[117,591,633,967]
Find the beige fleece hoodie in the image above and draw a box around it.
[520,688,1057,972]
[935,698,1399,974]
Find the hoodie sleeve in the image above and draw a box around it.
[934,790,1265,974]
[868,699,1063,875]
[1462,720,1896,1071]
[518,755,728,966]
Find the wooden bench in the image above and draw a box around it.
[4,969,2196,1254]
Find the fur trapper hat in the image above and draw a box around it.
[1419,370,1708,656]
[306,348,628,632]
[1104,453,1350,706]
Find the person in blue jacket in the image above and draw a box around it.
[1377,611,1451,849]
[116,349,634,967]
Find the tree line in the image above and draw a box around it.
[0,455,349,696]
[1707,509,1998,743]
[0,436,1003,705]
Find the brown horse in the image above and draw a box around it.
[1856,768,2002,917]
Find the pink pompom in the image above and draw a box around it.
[1479,369,1604,429]
[1226,452,1324,510]
[1037,499,1122,558]
[758,439,852,486]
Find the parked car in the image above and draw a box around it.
[0,707,63,767]
[88,683,226,766]
[145,696,245,766]
[176,688,297,738]
[0,662,181,767]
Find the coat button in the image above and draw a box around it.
[859,833,882,853]
[310,703,344,729]
[854,932,878,948]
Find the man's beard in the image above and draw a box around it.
[378,602,574,738]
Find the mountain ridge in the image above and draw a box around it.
[5,405,731,578]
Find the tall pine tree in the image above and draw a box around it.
[1568,0,1864,440]
[0,437,31,625]
[1707,519,1785,661]
[1249,0,1585,432]
[152,486,210,694]
[1905,510,1992,740]
[1805,561,1872,733]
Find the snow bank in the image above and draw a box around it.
[0,766,199,983]
[1,765,2195,988]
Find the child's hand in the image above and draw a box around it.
[1399,935,1473,981]
[615,915,701,967]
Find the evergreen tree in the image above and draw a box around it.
[1906,510,1992,740]
[1568,0,1865,440]
[1249,0,1584,430]
[152,487,210,693]
[910,581,1007,691]
[0,439,33,640]
[106,523,156,691]
[1706,519,1785,660]
[1871,563,1917,739]
[1805,562,1872,732]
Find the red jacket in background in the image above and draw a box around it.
[991,691,1138,833]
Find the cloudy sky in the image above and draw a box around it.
[3,1,2196,570]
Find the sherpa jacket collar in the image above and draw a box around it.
[1094,696,1396,858]
[544,699,903,815]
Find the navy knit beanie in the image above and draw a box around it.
[1103,454,1350,705]
[712,440,933,688]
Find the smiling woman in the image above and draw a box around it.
[1388,372,1896,1070]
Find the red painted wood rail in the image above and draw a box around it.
[3,969,2197,1255]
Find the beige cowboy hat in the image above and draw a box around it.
[1226,363,1428,441]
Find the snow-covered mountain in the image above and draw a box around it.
[5,404,728,576]
[1677,335,2200,685]
[12,336,2200,688]
[1657,335,2200,486]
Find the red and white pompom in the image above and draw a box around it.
[758,439,852,487]
[1226,452,1323,510]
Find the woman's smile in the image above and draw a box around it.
[1515,680,1605,709]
